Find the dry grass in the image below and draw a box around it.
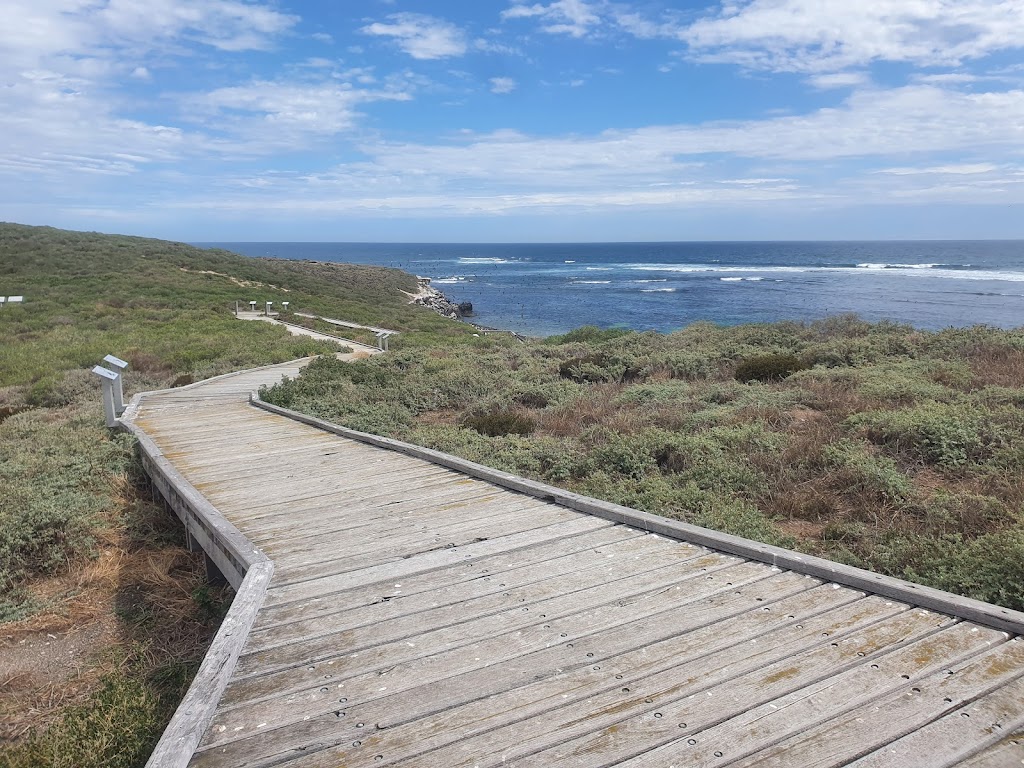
[0,476,227,751]
[535,384,642,437]
[968,345,1024,388]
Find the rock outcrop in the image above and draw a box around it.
[410,277,464,320]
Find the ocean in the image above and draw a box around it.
[198,241,1024,336]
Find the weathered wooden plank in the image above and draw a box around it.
[194,464,455,509]
[950,731,1024,767]
[185,446,440,487]
[248,524,644,633]
[726,638,1024,768]
[268,504,581,583]
[238,487,531,548]
[256,493,556,557]
[290,584,869,768]
[192,562,787,763]
[245,530,682,652]
[247,541,710,673]
[837,647,1024,768]
[385,596,948,768]
[261,516,612,608]
[605,622,1007,768]
[221,476,502,534]
[235,551,753,685]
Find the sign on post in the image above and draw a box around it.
[102,355,129,414]
[91,365,120,427]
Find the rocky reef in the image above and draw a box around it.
[410,277,470,320]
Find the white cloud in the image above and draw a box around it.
[502,0,602,38]
[361,13,467,59]
[130,66,151,80]
[185,78,413,147]
[807,72,869,89]
[311,32,333,43]
[679,0,1024,73]
[876,163,999,175]
[95,0,298,52]
[490,76,517,94]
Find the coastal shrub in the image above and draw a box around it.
[546,325,632,344]
[823,441,915,504]
[0,407,133,603]
[858,530,1024,611]
[463,407,535,437]
[853,361,969,404]
[615,381,692,406]
[734,354,808,383]
[659,352,717,381]
[558,353,615,383]
[848,402,998,468]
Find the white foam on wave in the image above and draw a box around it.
[458,257,510,264]
[574,280,612,284]
[626,262,1024,282]
[433,276,470,284]
[633,279,668,283]
[640,287,676,293]
[720,277,744,282]
[564,260,576,263]
[585,266,613,271]
[630,264,810,274]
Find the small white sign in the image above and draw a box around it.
[7,296,23,303]
[91,365,119,381]
[103,354,129,370]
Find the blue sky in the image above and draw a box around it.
[3,0,1024,242]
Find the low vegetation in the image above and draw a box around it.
[263,318,1024,610]
[0,223,469,764]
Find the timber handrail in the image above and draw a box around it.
[119,392,274,768]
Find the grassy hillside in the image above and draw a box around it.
[0,223,468,766]
[262,318,1024,611]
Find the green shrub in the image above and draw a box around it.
[463,407,536,437]
[546,325,632,344]
[734,354,808,383]
[824,441,916,504]
[558,353,614,383]
[848,402,1001,468]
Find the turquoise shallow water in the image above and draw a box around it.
[198,241,1024,336]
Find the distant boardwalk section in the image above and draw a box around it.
[119,359,1024,767]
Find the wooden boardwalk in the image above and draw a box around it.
[122,360,1024,768]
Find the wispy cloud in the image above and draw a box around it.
[502,0,603,38]
[184,78,413,146]
[489,76,517,94]
[876,163,1000,176]
[360,13,467,60]
[806,72,869,90]
[679,0,1024,73]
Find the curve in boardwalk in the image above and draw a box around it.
[120,358,1024,768]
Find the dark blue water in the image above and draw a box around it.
[197,241,1024,336]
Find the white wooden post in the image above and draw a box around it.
[249,300,257,313]
[235,300,239,316]
[92,366,119,427]
[281,301,289,313]
[265,301,272,316]
[103,354,129,414]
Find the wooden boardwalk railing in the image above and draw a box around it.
[118,359,1024,768]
